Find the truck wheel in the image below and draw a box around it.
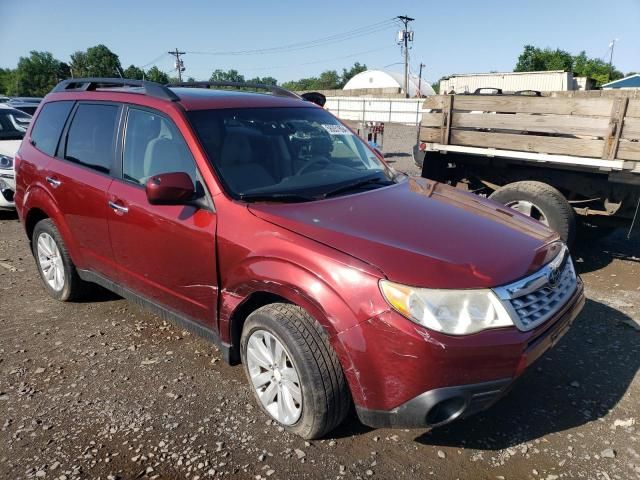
[32,219,87,301]
[240,303,351,439]
[489,181,576,245]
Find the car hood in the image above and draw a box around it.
[248,177,561,289]
[0,140,22,158]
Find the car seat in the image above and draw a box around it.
[219,131,274,193]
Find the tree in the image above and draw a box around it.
[146,66,169,84]
[282,63,367,91]
[514,45,625,86]
[340,62,367,87]
[281,77,317,91]
[70,44,122,77]
[210,69,245,83]
[515,45,573,72]
[573,51,623,85]
[247,76,278,86]
[316,70,340,89]
[10,51,68,96]
[123,64,145,80]
[0,68,15,95]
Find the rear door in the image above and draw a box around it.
[106,106,218,326]
[44,102,122,278]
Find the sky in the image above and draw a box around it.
[1,0,639,84]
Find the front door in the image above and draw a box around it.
[107,106,218,326]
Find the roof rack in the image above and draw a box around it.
[52,78,179,102]
[168,81,301,100]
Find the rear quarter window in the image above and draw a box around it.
[30,101,74,156]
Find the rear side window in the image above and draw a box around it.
[65,104,119,174]
[30,101,74,156]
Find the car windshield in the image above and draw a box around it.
[188,107,396,201]
[0,108,31,140]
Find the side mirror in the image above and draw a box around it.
[145,172,195,205]
[301,92,327,107]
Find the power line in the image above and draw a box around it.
[237,46,395,72]
[140,53,170,69]
[418,62,426,97]
[185,18,399,56]
[168,48,186,82]
[397,15,415,98]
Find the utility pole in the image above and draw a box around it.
[417,63,426,97]
[168,48,186,82]
[397,15,415,98]
[608,39,617,82]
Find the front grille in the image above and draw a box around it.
[493,246,578,331]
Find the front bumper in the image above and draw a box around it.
[342,280,585,429]
[0,171,16,208]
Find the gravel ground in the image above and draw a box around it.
[1,128,639,479]
[377,124,422,176]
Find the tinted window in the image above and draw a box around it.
[17,106,38,116]
[30,101,74,156]
[65,104,119,173]
[0,108,31,140]
[123,108,197,186]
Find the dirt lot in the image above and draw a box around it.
[1,128,639,480]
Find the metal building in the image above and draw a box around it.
[439,71,592,94]
[602,74,640,89]
[343,70,436,97]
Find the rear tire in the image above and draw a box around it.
[490,181,576,246]
[240,303,351,439]
[32,219,87,301]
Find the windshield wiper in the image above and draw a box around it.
[238,192,316,203]
[320,175,394,199]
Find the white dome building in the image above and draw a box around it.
[343,69,435,97]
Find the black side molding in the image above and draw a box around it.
[77,269,236,364]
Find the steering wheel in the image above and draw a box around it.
[296,157,330,175]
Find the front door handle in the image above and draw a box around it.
[108,201,129,214]
[46,176,61,188]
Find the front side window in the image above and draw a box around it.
[188,107,395,201]
[123,108,197,187]
[65,103,119,173]
[29,101,74,155]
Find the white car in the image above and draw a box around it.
[0,105,31,209]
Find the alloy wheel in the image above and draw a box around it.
[37,232,65,291]
[246,329,303,425]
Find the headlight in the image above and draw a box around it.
[379,280,514,335]
[0,155,13,170]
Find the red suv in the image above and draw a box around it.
[14,79,585,439]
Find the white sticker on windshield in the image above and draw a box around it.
[321,124,353,135]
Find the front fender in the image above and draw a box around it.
[219,255,388,406]
[219,256,386,339]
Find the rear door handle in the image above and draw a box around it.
[108,201,129,214]
[46,176,61,188]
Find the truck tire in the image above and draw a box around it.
[489,181,576,245]
[240,303,351,439]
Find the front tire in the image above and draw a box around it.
[489,181,576,246]
[32,219,86,301]
[240,303,351,439]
